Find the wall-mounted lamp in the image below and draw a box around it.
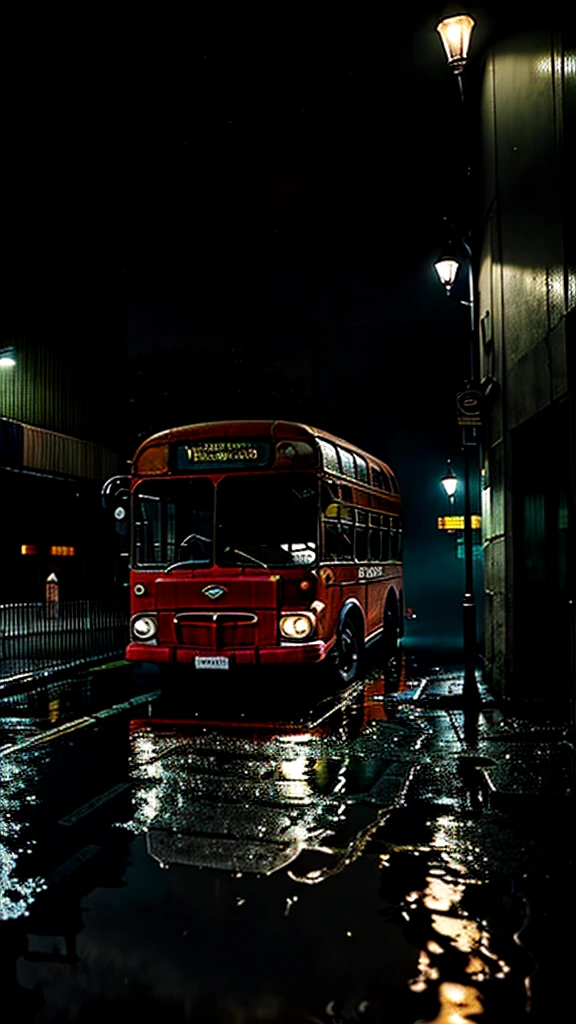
[435,13,476,74]
[0,346,16,368]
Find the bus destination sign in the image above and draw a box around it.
[176,440,271,471]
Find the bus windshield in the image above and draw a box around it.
[132,474,318,569]
[217,474,317,568]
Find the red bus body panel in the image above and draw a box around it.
[125,420,403,671]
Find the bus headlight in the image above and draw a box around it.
[279,612,315,640]
[131,614,158,641]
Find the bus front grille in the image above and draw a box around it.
[170,610,266,650]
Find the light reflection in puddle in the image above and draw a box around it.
[1,750,48,920]
[126,710,424,879]
[401,814,517,1002]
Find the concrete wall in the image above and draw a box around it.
[479,29,574,698]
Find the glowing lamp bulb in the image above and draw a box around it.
[434,257,460,294]
[441,460,458,500]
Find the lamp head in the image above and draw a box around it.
[0,346,16,368]
[434,256,461,295]
[435,13,476,74]
[441,459,458,500]
[434,13,475,74]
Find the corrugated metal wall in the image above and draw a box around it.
[0,342,85,434]
[0,334,124,479]
[1,416,121,479]
[0,335,126,449]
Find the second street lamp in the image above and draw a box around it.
[433,256,460,296]
[433,10,481,708]
[434,242,481,707]
[441,459,458,506]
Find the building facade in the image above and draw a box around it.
[478,24,574,704]
[1,299,126,601]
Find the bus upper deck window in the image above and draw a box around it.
[318,439,339,474]
[338,447,355,479]
[354,453,369,483]
[274,441,316,467]
[371,467,383,490]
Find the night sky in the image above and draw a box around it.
[3,2,527,635]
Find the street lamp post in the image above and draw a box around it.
[434,12,480,707]
[440,449,479,704]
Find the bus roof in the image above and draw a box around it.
[132,419,399,484]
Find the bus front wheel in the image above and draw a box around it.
[333,616,361,685]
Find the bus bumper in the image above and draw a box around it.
[126,641,332,666]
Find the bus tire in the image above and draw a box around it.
[383,595,400,692]
[333,614,361,686]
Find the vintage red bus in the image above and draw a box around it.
[108,420,403,684]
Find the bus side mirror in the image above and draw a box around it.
[102,475,130,538]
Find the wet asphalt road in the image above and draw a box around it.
[0,651,573,1023]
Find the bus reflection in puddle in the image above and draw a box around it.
[126,660,423,883]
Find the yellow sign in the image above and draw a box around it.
[437,516,481,530]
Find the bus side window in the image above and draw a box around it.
[322,488,342,561]
[355,509,368,562]
[390,518,399,560]
[381,516,391,561]
[321,481,338,511]
[340,504,354,560]
[368,512,381,561]
[338,447,356,479]
[371,467,383,490]
[354,454,369,483]
[318,439,340,475]
[323,517,340,560]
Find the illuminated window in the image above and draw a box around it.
[50,546,76,557]
[21,544,38,556]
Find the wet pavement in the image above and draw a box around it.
[0,647,573,1022]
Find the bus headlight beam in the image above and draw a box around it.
[279,613,315,640]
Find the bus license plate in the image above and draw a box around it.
[194,656,230,670]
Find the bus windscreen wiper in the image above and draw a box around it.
[164,559,209,574]
[224,546,268,569]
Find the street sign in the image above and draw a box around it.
[438,515,481,530]
[456,388,482,426]
[456,537,483,560]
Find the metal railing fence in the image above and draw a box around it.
[1,599,128,682]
